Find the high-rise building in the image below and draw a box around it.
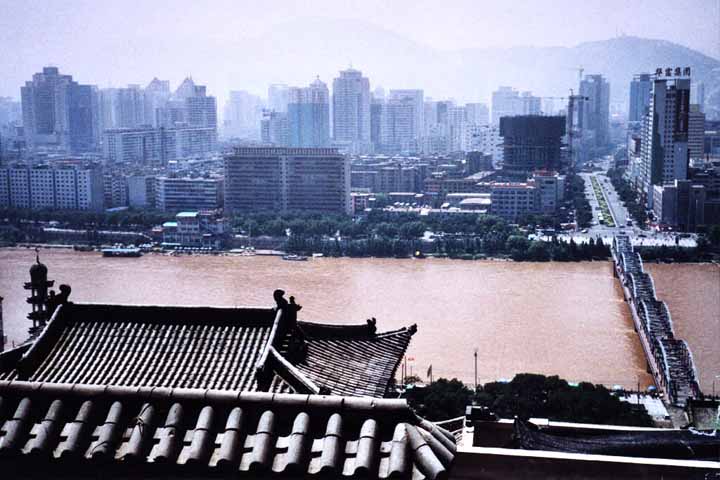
[268,84,289,112]
[103,126,217,165]
[691,81,705,112]
[156,77,217,131]
[287,78,330,148]
[463,124,503,165]
[0,97,22,126]
[388,90,424,140]
[99,85,148,133]
[0,163,103,210]
[143,78,171,127]
[519,92,541,116]
[491,87,541,125]
[380,96,416,154]
[21,67,100,153]
[579,74,610,147]
[629,74,652,122]
[465,103,489,125]
[332,69,371,152]
[688,104,706,163]
[370,95,384,151]
[447,106,467,152]
[224,147,350,214]
[223,90,263,139]
[492,87,518,125]
[260,110,289,146]
[500,116,566,175]
[639,77,690,206]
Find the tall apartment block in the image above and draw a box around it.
[629,74,652,123]
[103,126,217,165]
[268,84,289,113]
[491,87,541,125]
[333,69,371,153]
[156,77,217,131]
[579,74,611,147]
[224,147,351,214]
[260,110,289,146]
[388,90,424,140]
[99,85,146,130]
[287,78,330,148]
[379,97,416,154]
[688,104,705,163]
[223,90,263,139]
[21,67,100,153]
[0,163,103,210]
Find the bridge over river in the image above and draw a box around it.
[611,236,701,407]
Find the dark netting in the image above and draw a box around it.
[512,418,720,461]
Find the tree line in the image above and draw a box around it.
[405,374,653,426]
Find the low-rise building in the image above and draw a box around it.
[127,174,155,207]
[532,171,565,214]
[652,180,706,231]
[161,210,229,248]
[490,182,537,221]
[155,176,223,212]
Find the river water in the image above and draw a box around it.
[1,248,713,391]
[645,263,720,394]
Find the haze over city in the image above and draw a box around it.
[1,1,720,478]
[1,0,719,109]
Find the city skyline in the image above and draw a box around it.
[1,1,718,108]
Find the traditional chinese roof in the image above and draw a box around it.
[295,321,416,398]
[0,381,456,480]
[0,301,415,399]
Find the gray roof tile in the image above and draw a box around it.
[0,381,454,479]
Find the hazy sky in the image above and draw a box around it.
[1,0,718,102]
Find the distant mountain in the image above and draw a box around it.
[213,21,720,116]
[17,19,718,118]
[447,36,720,106]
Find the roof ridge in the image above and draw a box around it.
[267,347,321,394]
[0,380,419,415]
[70,301,276,311]
[298,320,417,339]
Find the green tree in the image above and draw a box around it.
[407,378,474,421]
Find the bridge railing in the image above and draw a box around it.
[611,235,703,407]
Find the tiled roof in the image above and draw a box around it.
[0,381,456,479]
[0,302,415,399]
[1,304,277,391]
[294,321,416,397]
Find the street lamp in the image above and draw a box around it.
[474,348,478,392]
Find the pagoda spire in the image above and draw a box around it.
[24,248,54,338]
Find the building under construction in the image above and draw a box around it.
[499,115,566,176]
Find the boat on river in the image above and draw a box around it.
[282,254,308,261]
[101,247,142,258]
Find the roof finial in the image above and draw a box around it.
[35,247,40,265]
